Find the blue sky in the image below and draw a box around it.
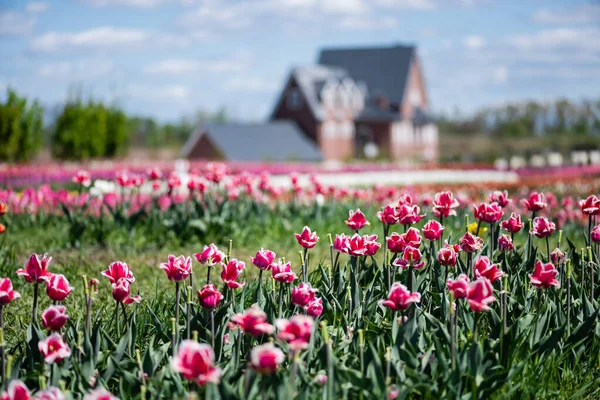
[1,0,599,122]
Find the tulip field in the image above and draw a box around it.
[0,165,599,399]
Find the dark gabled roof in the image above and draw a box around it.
[181,121,322,162]
[318,44,415,105]
[356,106,402,122]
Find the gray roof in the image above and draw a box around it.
[181,121,322,162]
[356,106,402,122]
[318,44,415,105]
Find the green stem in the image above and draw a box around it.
[32,282,39,325]
[115,301,120,338]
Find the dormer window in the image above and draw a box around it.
[286,88,302,110]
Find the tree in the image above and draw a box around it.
[0,89,43,162]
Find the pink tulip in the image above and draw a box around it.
[73,170,91,187]
[16,253,52,283]
[579,195,600,216]
[522,192,547,212]
[315,374,328,385]
[438,243,459,267]
[591,225,600,244]
[397,204,425,225]
[147,167,162,180]
[36,387,65,400]
[473,202,503,224]
[221,259,245,289]
[500,212,524,234]
[459,232,484,253]
[295,226,319,249]
[386,233,405,253]
[467,278,496,312]
[488,190,510,208]
[38,333,71,364]
[159,255,192,282]
[432,191,460,218]
[116,170,130,187]
[194,244,225,266]
[45,274,74,302]
[291,283,317,307]
[229,304,274,336]
[529,260,559,289]
[197,284,223,309]
[306,297,323,317]
[271,260,297,284]
[101,261,135,284]
[530,217,556,238]
[0,277,21,306]
[333,234,350,253]
[0,380,31,400]
[276,314,314,352]
[42,305,69,331]
[84,388,119,400]
[111,279,141,305]
[380,282,421,311]
[550,248,565,266]
[422,220,444,241]
[378,205,400,225]
[250,343,285,374]
[447,274,470,299]
[392,246,424,269]
[345,208,370,231]
[498,234,514,252]
[250,248,276,270]
[474,256,504,282]
[400,228,422,249]
[171,340,221,385]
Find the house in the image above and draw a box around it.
[183,43,438,163]
[180,121,322,162]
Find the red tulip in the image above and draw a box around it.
[466,278,496,312]
[365,235,381,256]
[488,190,510,208]
[473,202,504,224]
[38,333,71,364]
[422,220,444,241]
[498,234,514,252]
[250,343,285,374]
[0,223,5,235]
[378,205,400,225]
[45,273,74,302]
[250,248,276,270]
[295,226,319,249]
[432,191,460,218]
[159,255,192,282]
[345,208,370,231]
[579,195,600,216]
[111,279,141,305]
[500,212,525,234]
[530,217,556,239]
[380,282,421,311]
[0,202,7,217]
[229,304,274,336]
[392,246,424,269]
[447,274,470,299]
[275,314,314,352]
[101,261,135,284]
[474,256,503,282]
[529,260,559,289]
[16,253,52,284]
[194,244,225,266]
[306,297,323,317]
[73,170,91,187]
[171,340,221,385]
[36,387,65,400]
[459,232,484,253]
[401,228,422,249]
[271,260,297,284]
[0,277,21,306]
[221,259,245,289]
[167,172,181,190]
[116,170,130,187]
[42,305,69,331]
[333,234,350,253]
[550,248,565,266]
[397,193,413,206]
[438,243,459,267]
[591,225,600,244]
[386,233,405,253]
[397,204,425,225]
[291,283,317,307]
[147,167,162,180]
[1,380,31,400]
[522,192,547,212]
[84,388,119,400]
[197,284,223,309]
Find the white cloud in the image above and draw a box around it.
[509,28,600,52]
[31,26,191,52]
[0,12,36,35]
[127,84,190,101]
[144,52,253,75]
[337,15,398,31]
[39,59,115,79]
[26,2,49,13]
[533,4,600,25]
[223,77,279,93]
[373,0,436,10]
[462,35,486,50]
[84,0,172,7]
[492,66,508,84]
